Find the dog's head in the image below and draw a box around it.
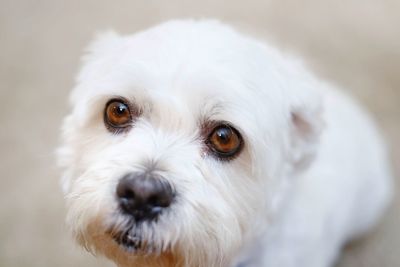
[58,20,322,267]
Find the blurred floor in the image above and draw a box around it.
[0,1,399,266]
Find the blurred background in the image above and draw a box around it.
[0,0,399,266]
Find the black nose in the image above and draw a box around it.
[116,173,174,221]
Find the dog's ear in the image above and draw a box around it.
[85,30,121,58]
[75,30,122,83]
[287,88,324,171]
[70,30,123,105]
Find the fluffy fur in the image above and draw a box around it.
[58,20,392,267]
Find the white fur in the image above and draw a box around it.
[58,20,392,267]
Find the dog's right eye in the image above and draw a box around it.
[104,99,132,132]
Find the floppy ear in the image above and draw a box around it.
[287,89,324,171]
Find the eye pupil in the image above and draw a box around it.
[114,104,127,115]
[216,128,232,144]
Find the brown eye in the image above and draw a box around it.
[207,124,243,159]
[104,99,132,132]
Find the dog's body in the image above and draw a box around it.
[235,87,392,267]
[58,20,392,267]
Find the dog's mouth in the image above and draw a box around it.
[110,225,158,254]
[106,212,171,255]
[113,230,143,252]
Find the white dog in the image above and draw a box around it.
[58,20,392,267]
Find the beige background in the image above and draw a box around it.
[0,1,399,266]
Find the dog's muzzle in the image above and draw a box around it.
[116,172,175,222]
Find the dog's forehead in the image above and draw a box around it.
[91,23,259,113]
[73,20,291,133]
[119,20,242,66]
[94,21,263,94]
[105,68,250,128]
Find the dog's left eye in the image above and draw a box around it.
[206,124,243,159]
[104,99,132,132]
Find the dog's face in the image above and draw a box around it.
[58,20,321,267]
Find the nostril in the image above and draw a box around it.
[123,189,135,200]
[147,195,159,206]
[145,193,171,207]
[154,194,173,207]
[116,178,136,200]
